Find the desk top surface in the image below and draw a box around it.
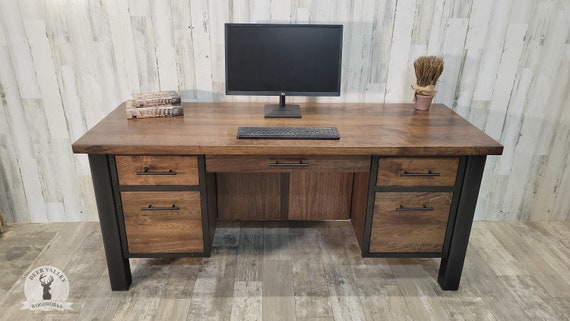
[72,102,503,156]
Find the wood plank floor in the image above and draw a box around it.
[0,221,568,321]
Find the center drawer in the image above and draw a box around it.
[206,155,371,173]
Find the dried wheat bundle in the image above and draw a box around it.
[412,56,444,96]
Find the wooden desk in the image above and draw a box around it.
[72,102,503,291]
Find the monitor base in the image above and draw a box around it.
[264,104,302,118]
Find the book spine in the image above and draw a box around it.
[133,96,181,107]
[125,101,184,119]
[132,91,181,107]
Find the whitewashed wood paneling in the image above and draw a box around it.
[0,0,569,223]
[384,0,415,103]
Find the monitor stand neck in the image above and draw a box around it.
[264,95,301,118]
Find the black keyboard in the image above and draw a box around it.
[237,126,340,140]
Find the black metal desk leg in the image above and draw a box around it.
[89,154,132,290]
[438,156,487,290]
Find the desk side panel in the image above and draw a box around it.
[351,172,371,249]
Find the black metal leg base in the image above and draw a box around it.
[107,258,132,291]
[436,156,486,291]
[437,257,460,290]
[89,154,133,291]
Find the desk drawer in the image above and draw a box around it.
[206,155,370,173]
[369,192,452,253]
[377,158,458,187]
[121,191,204,253]
[116,156,199,186]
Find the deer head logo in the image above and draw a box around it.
[23,266,72,311]
[39,274,54,300]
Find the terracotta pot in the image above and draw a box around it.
[414,94,433,111]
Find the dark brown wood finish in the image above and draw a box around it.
[377,157,459,186]
[116,155,199,185]
[288,172,353,220]
[369,192,453,253]
[350,172,371,249]
[74,102,503,291]
[206,155,370,172]
[217,171,355,221]
[72,103,503,156]
[216,173,281,220]
[121,191,204,253]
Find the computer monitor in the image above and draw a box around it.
[225,23,343,118]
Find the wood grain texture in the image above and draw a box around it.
[216,173,281,221]
[116,155,199,186]
[377,157,459,187]
[72,103,503,156]
[1,0,569,223]
[1,221,570,320]
[370,192,453,253]
[288,172,353,220]
[206,155,370,173]
[263,227,295,321]
[350,172,370,249]
[289,227,332,318]
[121,191,204,253]
[217,171,357,221]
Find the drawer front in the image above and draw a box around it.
[369,192,452,253]
[206,155,370,173]
[116,156,199,186]
[121,191,203,253]
[377,158,459,187]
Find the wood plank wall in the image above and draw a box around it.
[0,0,568,223]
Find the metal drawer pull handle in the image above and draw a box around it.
[269,161,309,167]
[141,204,180,211]
[396,205,434,212]
[400,170,440,177]
[136,167,177,175]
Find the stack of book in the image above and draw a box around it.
[126,90,183,119]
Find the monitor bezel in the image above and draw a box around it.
[224,23,344,97]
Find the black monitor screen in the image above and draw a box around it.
[225,23,343,96]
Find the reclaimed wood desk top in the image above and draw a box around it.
[72,102,503,156]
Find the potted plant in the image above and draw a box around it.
[411,56,444,110]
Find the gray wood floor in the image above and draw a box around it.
[0,221,568,321]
